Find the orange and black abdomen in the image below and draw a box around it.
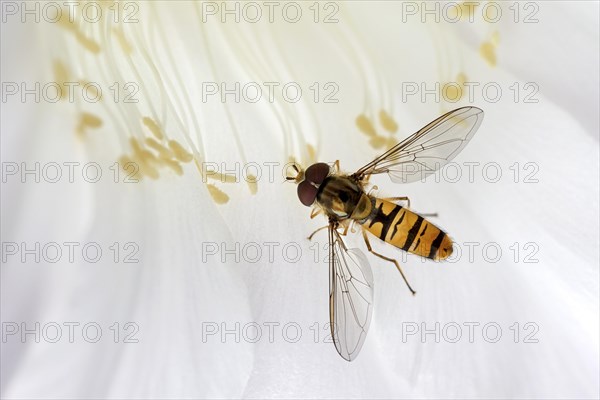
[359,197,453,260]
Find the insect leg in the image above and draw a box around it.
[362,230,417,296]
[381,196,438,217]
[348,219,358,234]
[308,225,330,241]
[340,221,350,236]
[310,207,323,219]
[383,196,411,209]
[333,160,340,172]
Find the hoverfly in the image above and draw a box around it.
[287,106,484,361]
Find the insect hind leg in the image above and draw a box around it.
[308,225,329,241]
[383,196,411,209]
[362,230,417,296]
[383,196,438,217]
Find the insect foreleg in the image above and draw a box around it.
[310,207,323,219]
[308,225,329,241]
[333,160,340,172]
[362,230,417,296]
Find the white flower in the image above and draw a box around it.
[1,1,598,398]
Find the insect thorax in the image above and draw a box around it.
[316,175,368,219]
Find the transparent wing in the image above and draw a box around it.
[353,107,484,183]
[328,223,374,361]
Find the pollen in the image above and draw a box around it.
[130,137,143,153]
[441,73,468,102]
[480,41,497,67]
[133,150,160,180]
[207,184,230,204]
[169,140,194,163]
[118,155,141,180]
[138,160,160,180]
[161,157,184,176]
[118,155,134,170]
[145,137,173,158]
[76,112,103,136]
[246,174,258,195]
[121,135,195,180]
[306,144,316,163]
[379,110,398,133]
[220,173,238,183]
[386,137,398,150]
[206,171,237,183]
[356,114,377,137]
[139,149,158,163]
[142,117,164,140]
[369,136,387,149]
[442,83,462,102]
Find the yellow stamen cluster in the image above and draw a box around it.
[356,110,399,150]
[117,117,194,180]
[116,119,239,204]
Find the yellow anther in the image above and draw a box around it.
[369,136,387,149]
[356,114,377,137]
[145,137,173,159]
[306,144,316,162]
[76,112,102,136]
[161,157,184,176]
[379,110,398,133]
[247,174,258,195]
[207,184,229,204]
[142,117,164,140]
[168,140,193,163]
[480,41,497,67]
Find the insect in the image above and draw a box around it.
[287,106,484,361]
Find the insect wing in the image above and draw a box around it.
[329,225,374,361]
[354,107,484,183]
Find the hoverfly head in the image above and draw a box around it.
[295,162,331,207]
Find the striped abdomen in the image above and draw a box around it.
[359,197,453,260]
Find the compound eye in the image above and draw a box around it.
[297,180,318,207]
[305,163,330,185]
